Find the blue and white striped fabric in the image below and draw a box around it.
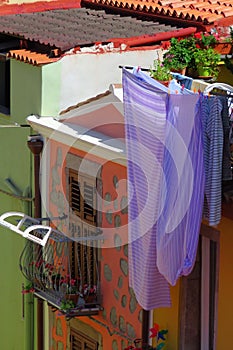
[156,93,205,285]
[199,96,223,226]
[123,69,171,309]
[123,68,206,302]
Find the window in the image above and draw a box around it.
[68,169,100,292]
[0,55,10,115]
[179,224,219,350]
[70,328,98,350]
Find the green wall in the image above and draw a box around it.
[0,126,33,350]
[41,61,61,117]
[10,60,42,123]
[0,57,62,350]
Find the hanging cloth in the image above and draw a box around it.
[122,68,171,309]
[156,92,205,285]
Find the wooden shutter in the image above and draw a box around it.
[70,329,98,350]
[83,178,97,224]
[68,169,98,289]
[69,171,82,218]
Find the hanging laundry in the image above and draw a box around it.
[123,68,206,292]
[156,92,205,285]
[123,69,171,309]
[199,96,223,226]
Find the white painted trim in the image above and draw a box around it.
[27,116,127,166]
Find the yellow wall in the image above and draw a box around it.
[153,281,180,350]
[153,214,233,350]
[216,216,233,349]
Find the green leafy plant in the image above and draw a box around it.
[163,36,197,71]
[60,299,75,312]
[150,59,172,81]
[193,47,221,77]
[194,32,218,48]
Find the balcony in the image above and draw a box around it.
[19,227,102,317]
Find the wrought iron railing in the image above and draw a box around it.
[19,226,101,316]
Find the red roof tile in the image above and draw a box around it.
[7,49,58,66]
[0,0,82,15]
[82,0,233,26]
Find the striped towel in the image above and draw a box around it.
[123,69,171,309]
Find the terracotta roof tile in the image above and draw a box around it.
[82,0,233,25]
[168,1,194,8]
[221,8,233,16]
[7,49,58,65]
[0,0,82,15]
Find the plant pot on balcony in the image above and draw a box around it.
[85,294,97,304]
[157,80,170,87]
[197,66,213,78]
[171,67,187,75]
[212,42,232,55]
[65,294,79,305]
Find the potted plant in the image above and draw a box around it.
[149,59,172,86]
[59,275,80,304]
[193,47,221,77]
[163,36,197,74]
[82,284,97,304]
[60,299,75,313]
[194,30,232,55]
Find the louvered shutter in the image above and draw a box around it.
[68,169,99,296]
[69,171,82,218]
[70,329,98,350]
[83,178,96,224]
[70,333,82,350]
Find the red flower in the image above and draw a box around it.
[149,323,160,338]
[194,32,202,39]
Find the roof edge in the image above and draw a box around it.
[0,0,82,15]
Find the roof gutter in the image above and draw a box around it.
[110,27,197,48]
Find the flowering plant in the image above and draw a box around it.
[194,32,218,48]
[21,283,35,294]
[124,323,168,350]
[150,59,172,81]
[163,36,197,71]
[58,275,80,294]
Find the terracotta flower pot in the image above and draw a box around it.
[212,42,232,55]
[65,294,79,305]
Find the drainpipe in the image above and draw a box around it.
[142,310,150,345]
[27,135,44,350]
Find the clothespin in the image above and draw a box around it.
[168,89,170,95]
[193,88,196,94]
[137,66,141,72]
[181,84,185,91]
[175,90,178,94]
[198,89,201,94]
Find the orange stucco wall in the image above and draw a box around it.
[48,140,142,350]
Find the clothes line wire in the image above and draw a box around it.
[119,65,150,71]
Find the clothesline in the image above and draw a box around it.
[119,65,233,97]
